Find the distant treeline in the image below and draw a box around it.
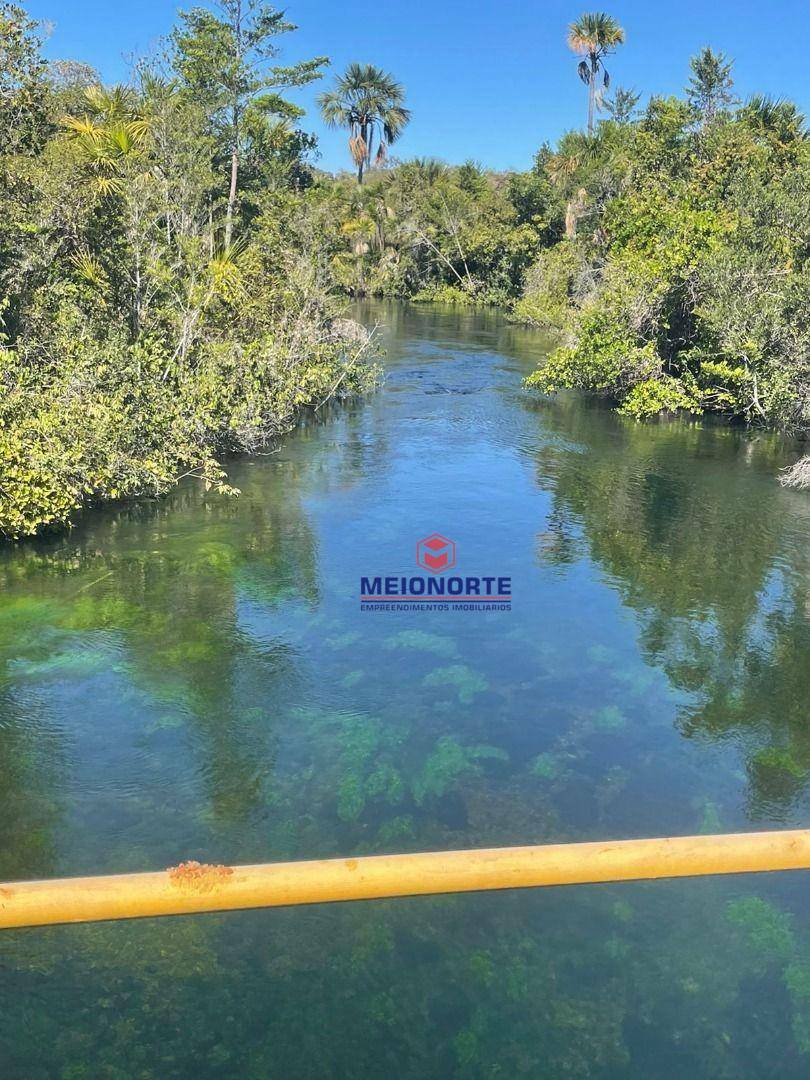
[318,41,808,440]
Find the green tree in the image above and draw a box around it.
[0,2,48,153]
[686,47,736,126]
[44,59,101,114]
[172,1,326,245]
[525,86,810,433]
[740,94,806,145]
[62,85,149,196]
[567,12,626,135]
[318,62,410,184]
[604,85,640,124]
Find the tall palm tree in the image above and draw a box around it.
[318,63,410,184]
[568,13,625,135]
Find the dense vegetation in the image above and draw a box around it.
[0,2,377,539]
[2,3,808,542]
[318,42,808,445]
[523,72,810,434]
[302,156,562,306]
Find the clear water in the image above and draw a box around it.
[1,302,809,1078]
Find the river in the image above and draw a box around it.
[1,301,809,1077]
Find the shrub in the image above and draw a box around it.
[512,241,584,329]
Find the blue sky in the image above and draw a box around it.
[27,0,810,172]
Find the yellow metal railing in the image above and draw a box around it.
[2,830,810,931]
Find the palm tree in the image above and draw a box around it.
[568,13,625,135]
[318,63,410,184]
[62,85,149,194]
[740,95,806,145]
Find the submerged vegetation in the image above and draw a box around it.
[1,368,809,1073]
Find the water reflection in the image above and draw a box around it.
[1,302,809,1078]
[532,392,810,818]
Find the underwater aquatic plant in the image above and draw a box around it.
[383,630,459,658]
[412,737,508,805]
[422,663,488,704]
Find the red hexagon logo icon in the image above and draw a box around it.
[417,533,456,574]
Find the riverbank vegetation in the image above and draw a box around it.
[309,23,809,469]
[524,66,810,434]
[319,35,807,442]
[0,2,377,539]
[2,3,808,541]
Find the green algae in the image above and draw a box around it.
[422,663,488,704]
[752,745,805,780]
[188,542,239,573]
[586,644,616,665]
[376,814,416,845]
[698,799,722,834]
[326,630,363,649]
[531,752,564,780]
[9,647,110,680]
[412,737,508,805]
[594,705,627,731]
[383,630,459,658]
[727,897,796,969]
[145,713,186,733]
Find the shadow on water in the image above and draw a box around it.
[1,302,809,1078]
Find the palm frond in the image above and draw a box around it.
[741,95,806,142]
[69,249,107,287]
[319,63,411,177]
[208,242,247,304]
[568,12,625,56]
[61,115,98,136]
[93,175,124,195]
[349,133,368,167]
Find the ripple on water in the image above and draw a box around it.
[1,302,809,1077]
